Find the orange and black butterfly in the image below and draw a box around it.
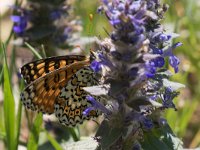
[20,54,101,126]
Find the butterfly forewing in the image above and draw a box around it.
[20,61,89,114]
[54,67,101,126]
[20,55,86,84]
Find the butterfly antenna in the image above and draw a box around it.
[92,119,100,126]
[89,48,96,62]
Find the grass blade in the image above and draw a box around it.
[15,81,24,150]
[27,113,43,150]
[25,42,42,59]
[2,43,16,150]
[45,130,63,150]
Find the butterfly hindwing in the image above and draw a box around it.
[20,55,86,84]
[54,67,101,126]
[20,61,89,114]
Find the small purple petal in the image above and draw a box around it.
[169,55,180,73]
[50,10,62,20]
[162,87,177,109]
[110,19,121,26]
[118,3,125,11]
[149,94,158,101]
[86,95,96,102]
[140,117,153,129]
[129,1,141,13]
[150,45,163,54]
[90,60,102,73]
[102,0,109,5]
[152,57,165,68]
[11,15,21,22]
[163,87,172,100]
[145,62,156,78]
[86,96,111,115]
[159,34,170,42]
[13,26,24,33]
[83,107,95,116]
[173,42,183,48]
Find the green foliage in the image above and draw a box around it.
[141,125,183,150]
[95,120,123,149]
[2,44,17,150]
[45,130,63,150]
[27,113,43,150]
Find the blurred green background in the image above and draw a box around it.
[0,0,200,149]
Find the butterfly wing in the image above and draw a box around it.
[54,67,101,126]
[20,61,89,114]
[20,55,86,84]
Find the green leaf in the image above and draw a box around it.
[95,120,123,149]
[141,125,183,150]
[0,104,5,136]
[15,81,24,150]
[68,127,80,141]
[2,43,16,150]
[27,113,43,150]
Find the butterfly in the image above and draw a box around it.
[20,54,101,126]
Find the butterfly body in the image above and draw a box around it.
[20,55,100,126]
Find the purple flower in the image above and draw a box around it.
[50,10,62,20]
[82,107,95,116]
[83,96,111,116]
[150,45,163,54]
[163,42,182,73]
[169,55,180,73]
[145,61,157,78]
[90,60,102,73]
[162,87,177,109]
[11,15,28,34]
[158,34,171,42]
[152,57,165,68]
[118,2,125,11]
[140,117,153,129]
[10,1,79,51]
